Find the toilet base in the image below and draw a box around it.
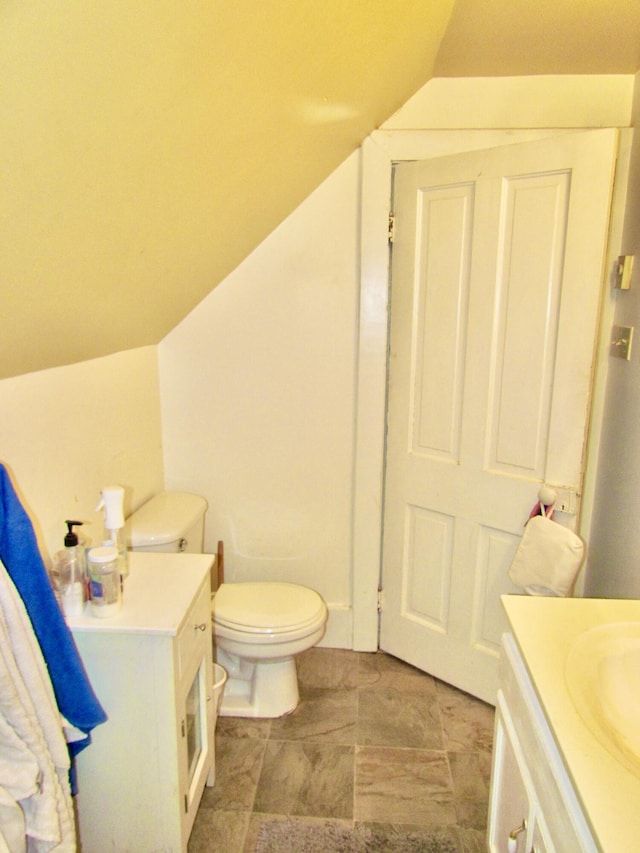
[216,649,300,718]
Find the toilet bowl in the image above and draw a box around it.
[127,491,328,718]
[213,581,327,717]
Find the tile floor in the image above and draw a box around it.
[189,648,494,852]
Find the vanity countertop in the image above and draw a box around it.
[502,595,640,853]
[67,551,214,635]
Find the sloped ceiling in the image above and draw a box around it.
[435,0,640,77]
[2,0,640,380]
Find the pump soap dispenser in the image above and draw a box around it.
[96,485,129,579]
[53,520,86,617]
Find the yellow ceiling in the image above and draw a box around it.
[2,0,640,379]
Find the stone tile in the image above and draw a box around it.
[455,796,489,831]
[358,651,438,694]
[188,808,249,853]
[297,647,360,690]
[269,687,357,744]
[354,745,457,825]
[217,716,272,740]
[357,685,444,749]
[254,741,354,819]
[436,680,495,752]
[201,736,266,811]
[478,748,493,787]
[448,751,489,800]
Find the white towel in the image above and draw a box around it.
[0,560,75,852]
[508,514,585,597]
[0,785,26,853]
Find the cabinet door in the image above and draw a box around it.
[530,813,555,853]
[177,584,214,844]
[488,692,534,852]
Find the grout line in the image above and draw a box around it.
[353,654,361,823]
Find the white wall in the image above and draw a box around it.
[0,346,164,565]
[159,155,360,646]
[160,75,637,649]
[585,72,640,598]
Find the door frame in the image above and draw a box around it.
[351,128,625,651]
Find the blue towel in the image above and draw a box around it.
[0,464,107,754]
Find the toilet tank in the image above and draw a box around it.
[125,491,208,553]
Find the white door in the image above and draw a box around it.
[379,130,617,703]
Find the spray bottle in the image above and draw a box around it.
[96,485,129,580]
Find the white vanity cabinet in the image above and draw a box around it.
[69,552,215,853]
[492,595,640,852]
[488,633,597,852]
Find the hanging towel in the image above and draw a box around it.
[0,560,75,851]
[508,502,585,596]
[0,464,106,754]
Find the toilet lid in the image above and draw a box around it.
[213,582,325,632]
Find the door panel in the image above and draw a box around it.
[410,183,472,463]
[380,130,617,703]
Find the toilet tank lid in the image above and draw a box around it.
[125,491,208,547]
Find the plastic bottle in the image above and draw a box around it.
[87,544,122,617]
[52,520,86,618]
[96,485,129,580]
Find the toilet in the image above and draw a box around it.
[126,491,328,718]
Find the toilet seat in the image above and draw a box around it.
[213,581,328,716]
[212,582,326,636]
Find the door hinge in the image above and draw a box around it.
[388,212,395,244]
[377,588,385,612]
[184,794,188,813]
[181,718,185,737]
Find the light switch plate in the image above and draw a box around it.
[614,255,634,290]
[610,325,634,360]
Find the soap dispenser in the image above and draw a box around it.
[96,485,129,579]
[53,520,86,617]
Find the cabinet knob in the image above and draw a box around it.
[195,623,207,632]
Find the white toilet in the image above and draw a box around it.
[126,491,328,718]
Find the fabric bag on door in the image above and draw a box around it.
[508,504,585,597]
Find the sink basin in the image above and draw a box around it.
[565,622,640,778]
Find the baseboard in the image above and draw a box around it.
[317,603,354,649]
